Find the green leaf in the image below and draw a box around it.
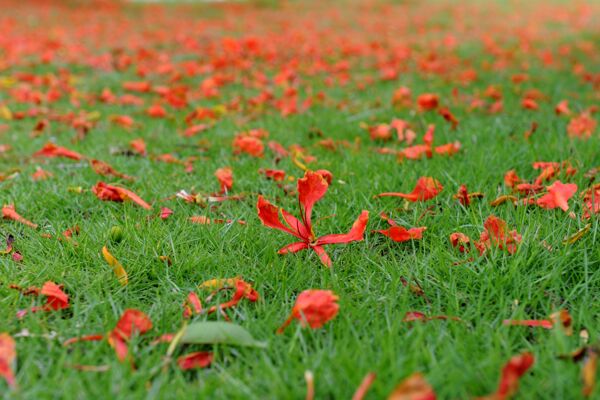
[181,322,267,348]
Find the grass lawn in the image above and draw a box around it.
[0,0,599,398]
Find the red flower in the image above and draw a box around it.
[476,215,522,255]
[567,112,596,139]
[450,232,471,253]
[2,205,38,229]
[536,181,577,211]
[92,182,152,209]
[0,333,16,389]
[17,281,69,318]
[182,292,202,319]
[33,142,84,161]
[453,184,483,206]
[388,372,436,400]
[259,168,286,182]
[90,159,133,180]
[504,170,521,188]
[208,279,258,314]
[215,167,233,194]
[417,93,439,111]
[374,214,425,242]
[480,352,534,400]
[233,134,264,157]
[434,141,461,156]
[376,177,443,202]
[160,207,174,220]
[257,171,369,267]
[177,352,213,370]
[130,138,147,156]
[277,289,339,333]
[108,309,153,362]
[39,281,69,311]
[582,185,600,220]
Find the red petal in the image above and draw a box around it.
[312,245,332,267]
[177,352,213,370]
[257,196,302,239]
[536,181,577,211]
[492,352,535,399]
[375,226,425,242]
[41,281,69,311]
[33,142,83,161]
[316,210,369,245]
[0,333,16,388]
[112,309,153,340]
[297,171,329,231]
[278,242,309,254]
[377,177,442,202]
[502,319,553,329]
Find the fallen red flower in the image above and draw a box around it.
[17,281,69,318]
[376,177,443,202]
[177,352,213,370]
[257,170,368,267]
[90,159,133,181]
[204,278,259,316]
[0,333,16,389]
[374,214,425,242]
[475,215,522,255]
[107,309,153,361]
[215,167,233,194]
[160,207,173,220]
[450,232,471,253]
[417,93,439,111]
[33,142,84,161]
[453,184,484,206]
[92,182,152,209]
[478,352,534,400]
[233,134,264,157]
[2,205,38,229]
[536,180,577,211]
[182,292,202,319]
[277,289,339,333]
[388,372,437,400]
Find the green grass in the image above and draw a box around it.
[0,0,599,398]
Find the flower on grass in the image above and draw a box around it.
[536,180,577,211]
[92,182,152,209]
[2,205,38,229]
[277,289,339,333]
[257,170,369,267]
[0,333,16,389]
[479,352,534,400]
[376,177,443,202]
[374,213,425,242]
[64,309,152,363]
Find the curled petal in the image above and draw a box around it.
[257,196,303,239]
[297,171,329,231]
